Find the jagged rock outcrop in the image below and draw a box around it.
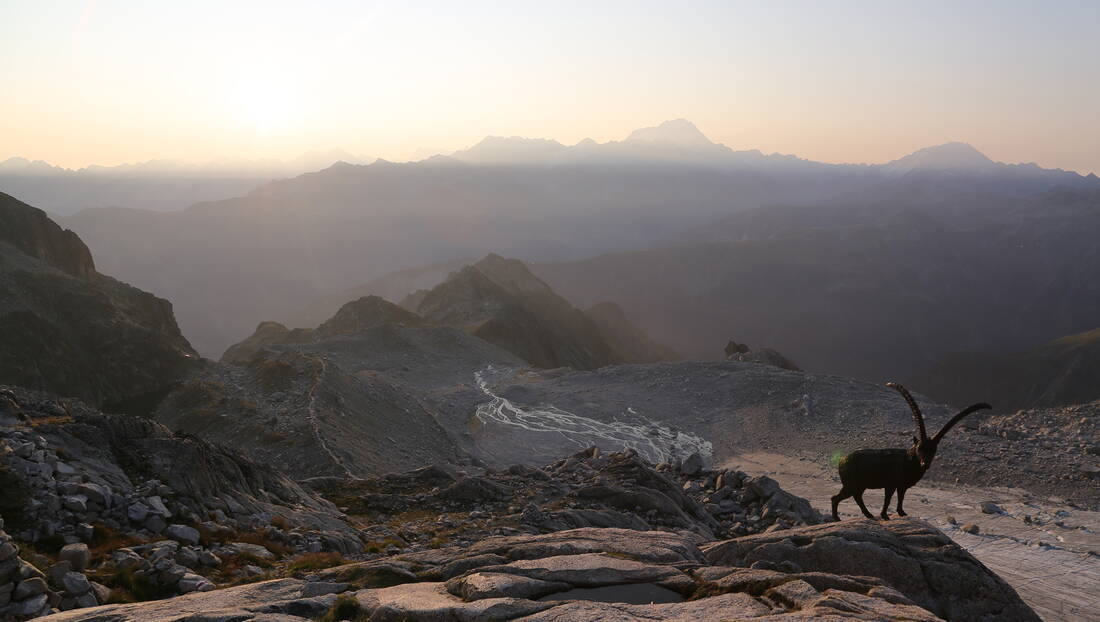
[38,521,1039,621]
[221,296,425,364]
[0,192,197,410]
[403,254,675,370]
[307,447,822,547]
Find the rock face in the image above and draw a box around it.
[404,254,675,370]
[0,192,197,410]
[38,522,1039,621]
[0,385,358,551]
[703,517,1040,621]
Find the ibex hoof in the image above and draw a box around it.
[879,514,890,521]
[897,510,907,517]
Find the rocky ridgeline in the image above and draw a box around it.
[310,447,822,554]
[39,520,1039,621]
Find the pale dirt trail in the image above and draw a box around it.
[725,452,1100,622]
[305,356,353,478]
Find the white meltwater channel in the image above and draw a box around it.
[474,366,712,464]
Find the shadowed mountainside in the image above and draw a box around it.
[530,190,1100,382]
[402,254,677,369]
[917,326,1100,411]
[0,192,198,409]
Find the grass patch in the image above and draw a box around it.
[318,593,367,621]
[233,531,293,558]
[363,538,404,554]
[284,552,346,573]
[87,565,176,602]
[89,524,146,563]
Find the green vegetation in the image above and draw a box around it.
[317,593,367,621]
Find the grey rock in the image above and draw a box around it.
[445,572,569,600]
[198,551,222,567]
[10,592,48,616]
[127,502,150,523]
[229,542,274,559]
[62,571,91,595]
[165,524,200,545]
[47,561,73,588]
[89,581,111,605]
[299,581,349,597]
[0,541,17,562]
[680,452,704,476]
[74,590,98,608]
[178,573,213,593]
[981,501,1005,514]
[14,577,48,600]
[62,495,88,512]
[58,543,90,572]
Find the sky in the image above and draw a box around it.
[1,1,1098,173]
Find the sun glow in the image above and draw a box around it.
[228,76,298,135]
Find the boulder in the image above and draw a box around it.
[164,524,200,546]
[61,571,91,596]
[57,544,90,573]
[702,517,1038,621]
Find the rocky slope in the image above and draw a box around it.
[36,519,1039,621]
[0,192,198,410]
[404,254,676,369]
[155,351,465,479]
[0,385,365,619]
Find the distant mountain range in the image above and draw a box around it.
[6,120,1097,216]
[10,119,1094,363]
[0,149,373,214]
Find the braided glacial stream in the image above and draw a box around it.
[473,365,712,464]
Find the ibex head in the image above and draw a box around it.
[886,382,991,470]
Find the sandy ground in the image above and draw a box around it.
[724,452,1100,622]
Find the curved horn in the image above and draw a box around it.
[933,402,991,443]
[886,382,926,440]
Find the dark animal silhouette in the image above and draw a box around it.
[724,339,749,359]
[831,382,991,520]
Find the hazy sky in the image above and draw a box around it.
[2,1,1098,173]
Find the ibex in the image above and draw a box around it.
[831,382,990,521]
